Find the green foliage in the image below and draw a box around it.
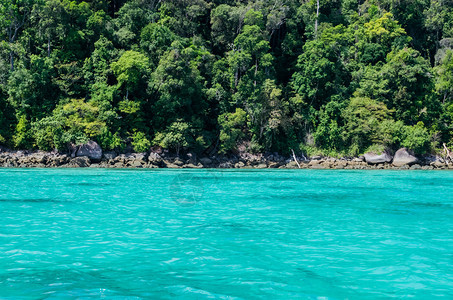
[153,121,193,155]
[97,129,123,152]
[32,116,64,151]
[131,131,150,152]
[292,25,350,109]
[111,50,149,94]
[7,55,58,119]
[13,115,32,149]
[380,48,437,125]
[343,96,394,154]
[0,0,450,156]
[401,122,432,154]
[0,91,14,145]
[313,100,346,153]
[150,42,210,132]
[435,48,453,103]
[31,98,107,150]
[364,144,386,156]
[218,108,247,154]
[140,22,176,66]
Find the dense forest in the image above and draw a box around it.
[0,0,452,157]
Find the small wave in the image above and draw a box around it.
[0,198,68,203]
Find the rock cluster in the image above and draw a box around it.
[0,143,452,170]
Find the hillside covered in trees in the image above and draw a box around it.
[0,0,452,157]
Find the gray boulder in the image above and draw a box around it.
[431,158,447,168]
[219,162,232,168]
[353,157,364,162]
[148,152,162,162]
[200,157,212,165]
[132,152,147,162]
[186,152,198,165]
[364,151,393,164]
[103,151,117,160]
[392,148,418,167]
[76,141,102,162]
[68,156,91,168]
[173,159,185,166]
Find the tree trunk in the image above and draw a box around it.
[315,0,320,38]
[48,38,51,57]
[254,58,258,87]
[10,52,14,71]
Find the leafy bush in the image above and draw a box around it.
[153,121,193,155]
[218,108,247,154]
[32,117,61,151]
[131,131,151,152]
[377,119,405,148]
[13,115,32,149]
[313,101,346,152]
[402,122,431,154]
[343,97,394,153]
[98,129,124,151]
[31,99,107,151]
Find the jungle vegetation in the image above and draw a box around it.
[0,0,452,156]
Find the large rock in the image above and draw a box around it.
[148,152,162,163]
[392,148,418,167]
[68,156,91,168]
[135,153,148,161]
[173,159,185,166]
[186,152,198,165]
[364,151,393,164]
[200,157,212,165]
[285,161,300,169]
[103,151,117,161]
[76,141,102,162]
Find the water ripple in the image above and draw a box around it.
[0,169,452,299]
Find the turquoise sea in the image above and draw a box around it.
[0,169,452,299]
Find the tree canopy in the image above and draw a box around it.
[0,0,452,156]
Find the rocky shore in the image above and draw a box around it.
[0,142,452,170]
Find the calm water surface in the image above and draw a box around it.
[0,169,452,299]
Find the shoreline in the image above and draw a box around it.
[1,149,452,170]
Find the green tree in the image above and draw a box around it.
[13,114,31,148]
[218,107,247,154]
[435,47,453,104]
[0,0,35,70]
[32,98,107,150]
[111,50,149,98]
[140,22,176,66]
[114,0,159,47]
[292,24,350,110]
[381,48,438,125]
[150,42,211,132]
[228,11,274,102]
[7,55,58,120]
[153,120,193,155]
[131,130,150,152]
[343,96,394,154]
[402,122,432,154]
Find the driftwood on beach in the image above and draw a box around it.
[443,143,453,165]
[291,149,301,169]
